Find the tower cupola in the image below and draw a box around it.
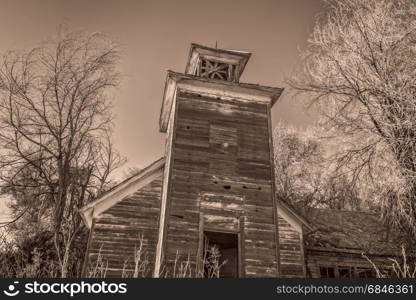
[185,43,251,82]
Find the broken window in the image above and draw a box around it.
[203,231,239,278]
[319,266,335,278]
[197,59,235,81]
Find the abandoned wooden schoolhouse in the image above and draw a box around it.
[79,44,401,278]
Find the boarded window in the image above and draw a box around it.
[320,266,335,278]
[209,123,237,147]
[209,122,237,176]
[204,231,239,278]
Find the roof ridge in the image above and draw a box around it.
[307,206,379,217]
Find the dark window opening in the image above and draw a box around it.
[357,268,375,278]
[320,266,335,278]
[223,185,231,190]
[321,265,376,278]
[203,231,239,278]
[338,266,354,278]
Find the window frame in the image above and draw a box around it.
[319,266,336,278]
[318,264,377,278]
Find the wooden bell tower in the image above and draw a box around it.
[155,44,284,277]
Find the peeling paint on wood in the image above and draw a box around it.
[158,90,280,277]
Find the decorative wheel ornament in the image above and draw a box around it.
[198,59,235,81]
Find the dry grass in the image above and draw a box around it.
[363,246,416,278]
[201,243,227,278]
[162,239,227,278]
[87,233,227,278]
[122,233,150,278]
[87,246,108,278]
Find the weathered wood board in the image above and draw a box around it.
[86,176,163,277]
[160,91,279,277]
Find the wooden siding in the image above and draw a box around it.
[277,216,305,277]
[86,176,163,277]
[161,90,279,277]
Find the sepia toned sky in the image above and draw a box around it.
[0,0,326,173]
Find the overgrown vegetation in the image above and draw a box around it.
[87,234,227,278]
[274,123,366,211]
[289,0,416,245]
[0,28,124,277]
[363,246,416,278]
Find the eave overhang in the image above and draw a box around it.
[159,71,284,133]
[276,201,314,233]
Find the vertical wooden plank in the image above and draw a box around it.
[196,58,201,76]
[334,266,340,278]
[196,212,204,276]
[81,218,95,277]
[227,64,232,82]
[267,103,281,277]
[299,229,307,277]
[154,91,180,277]
[234,65,240,82]
[239,214,245,278]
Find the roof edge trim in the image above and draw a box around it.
[79,158,165,229]
[159,71,283,132]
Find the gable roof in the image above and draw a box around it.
[301,207,403,256]
[79,157,165,228]
[276,200,314,232]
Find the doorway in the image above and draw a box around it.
[203,231,239,278]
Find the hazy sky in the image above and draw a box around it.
[0,0,325,180]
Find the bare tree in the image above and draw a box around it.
[289,0,416,234]
[273,123,325,207]
[0,29,125,277]
[273,122,363,210]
